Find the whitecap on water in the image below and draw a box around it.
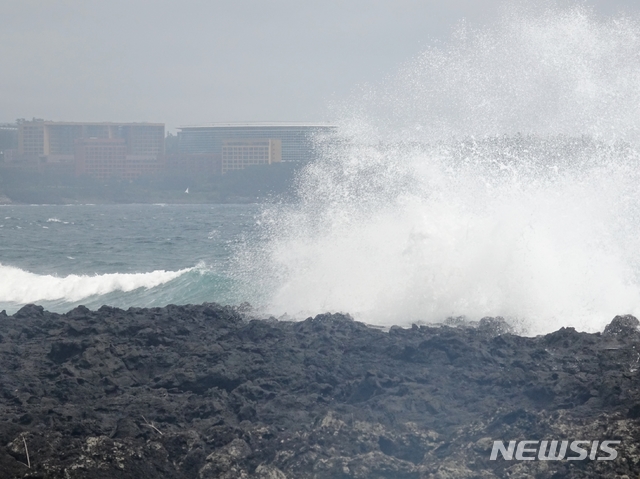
[0,263,192,304]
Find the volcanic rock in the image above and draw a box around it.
[0,304,639,478]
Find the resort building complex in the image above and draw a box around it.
[170,122,335,175]
[11,120,164,178]
[3,120,336,179]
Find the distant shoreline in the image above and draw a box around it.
[0,161,300,205]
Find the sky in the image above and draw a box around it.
[2,0,639,132]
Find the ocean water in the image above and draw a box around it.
[0,204,261,314]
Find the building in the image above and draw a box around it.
[176,123,335,174]
[75,138,160,180]
[0,123,18,162]
[221,138,281,174]
[15,120,164,178]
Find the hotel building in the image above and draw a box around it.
[15,120,164,178]
[175,123,335,174]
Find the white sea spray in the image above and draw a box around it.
[244,4,640,334]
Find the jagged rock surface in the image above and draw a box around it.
[0,304,639,478]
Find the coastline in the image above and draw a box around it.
[0,303,638,478]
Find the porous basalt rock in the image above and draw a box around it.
[603,314,640,337]
[0,304,639,478]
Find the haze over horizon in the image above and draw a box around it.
[2,0,639,132]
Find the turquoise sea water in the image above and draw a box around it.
[0,204,260,314]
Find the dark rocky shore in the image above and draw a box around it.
[1,304,639,478]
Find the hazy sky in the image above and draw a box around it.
[2,0,639,131]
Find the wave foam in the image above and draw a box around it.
[0,264,191,304]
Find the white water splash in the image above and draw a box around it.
[246,4,640,334]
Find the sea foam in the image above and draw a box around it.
[0,263,191,304]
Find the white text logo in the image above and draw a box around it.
[490,440,620,461]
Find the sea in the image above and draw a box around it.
[0,204,261,315]
[4,5,640,336]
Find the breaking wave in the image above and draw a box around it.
[0,263,191,304]
[245,4,640,334]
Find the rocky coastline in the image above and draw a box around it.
[0,303,639,478]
